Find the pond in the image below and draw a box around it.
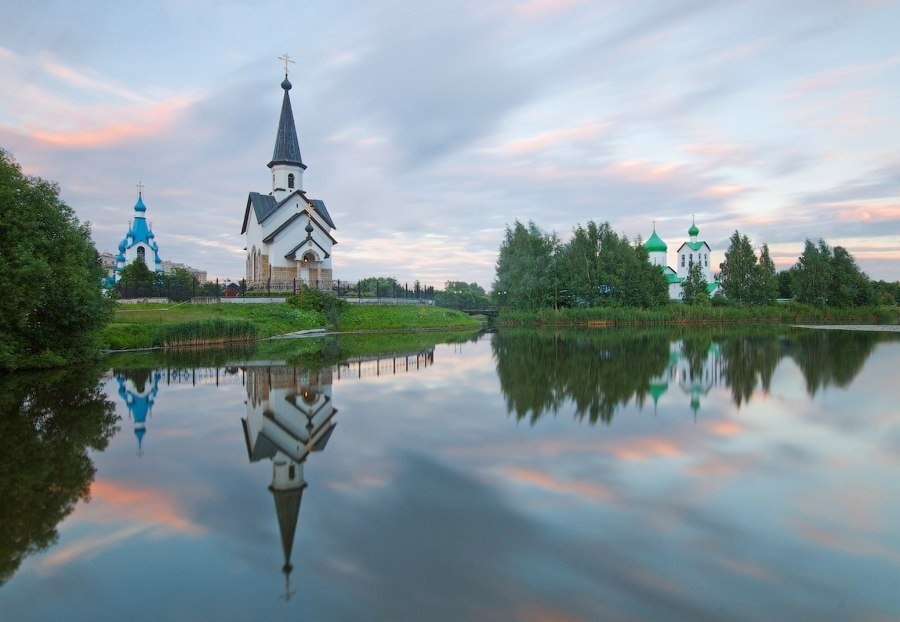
[1,326,899,621]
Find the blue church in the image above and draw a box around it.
[114,190,163,281]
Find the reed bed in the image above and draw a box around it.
[497,303,898,327]
[154,319,258,348]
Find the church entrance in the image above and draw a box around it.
[299,251,320,289]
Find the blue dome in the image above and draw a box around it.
[118,239,126,252]
[134,195,147,213]
[281,76,292,91]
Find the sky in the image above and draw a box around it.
[1,0,899,286]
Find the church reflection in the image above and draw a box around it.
[114,368,161,456]
[111,347,436,599]
[241,365,337,600]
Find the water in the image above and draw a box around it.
[1,327,899,621]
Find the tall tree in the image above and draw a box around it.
[751,243,778,304]
[828,245,873,306]
[718,231,757,304]
[492,221,559,310]
[117,256,155,284]
[0,149,114,370]
[681,261,710,305]
[792,239,832,305]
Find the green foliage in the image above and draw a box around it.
[753,244,778,304]
[104,302,326,350]
[777,268,794,299]
[153,318,257,347]
[681,261,710,305]
[496,302,896,326]
[493,220,667,311]
[872,280,900,305]
[288,285,347,324]
[0,149,114,370]
[792,239,873,306]
[493,220,559,310]
[435,281,491,309]
[0,364,118,583]
[718,231,757,304]
[356,276,402,297]
[117,256,157,284]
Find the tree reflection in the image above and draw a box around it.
[492,329,670,424]
[0,365,118,584]
[493,327,895,423]
[786,329,888,396]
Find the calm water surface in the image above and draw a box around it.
[1,327,899,621]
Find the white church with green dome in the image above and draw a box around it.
[645,219,721,300]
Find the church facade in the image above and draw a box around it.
[645,219,720,300]
[241,68,336,291]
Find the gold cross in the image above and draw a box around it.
[279,53,295,75]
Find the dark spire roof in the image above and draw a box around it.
[268,75,307,170]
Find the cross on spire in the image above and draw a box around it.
[279,53,295,75]
[136,181,144,196]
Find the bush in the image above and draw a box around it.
[288,286,347,324]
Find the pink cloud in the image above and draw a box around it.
[503,467,615,501]
[502,123,610,155]
[79,479,205,535]
[610,436,682,461]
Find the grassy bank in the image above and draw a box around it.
[104,301,479,350]
[336,305,480,331]
[104,302,327,350]
[496,303,899,326]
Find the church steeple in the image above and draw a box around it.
[268,75,306,171]
[268,55,306,197]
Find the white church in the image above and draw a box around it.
[645,219,721,300]
[241,59,337,291]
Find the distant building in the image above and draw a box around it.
[241,63,337,291]
[114,192,163,281]
[162,260,207,284]
[645,219,721,300]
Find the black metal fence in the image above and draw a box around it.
[116,278,435,303]
[115,280,225,302]
[241,279,434,302]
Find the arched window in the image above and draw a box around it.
[681,255,685,268]
[288,173,295,189]
[137,246,145,259]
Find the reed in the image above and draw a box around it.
[153,319,258,348]
[497,303,898,326]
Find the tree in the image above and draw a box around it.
[117,256,155,284]
[751,243,778,304]
[792,239,832,305]
[718,231,757,304]
[492,220,559,310]
[436,281,490,309]
[681,261,710,305]
[828,245,872,306]
[0,149,114,370]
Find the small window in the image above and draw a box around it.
[137,246,145,258]
[681,255,685,268]
[288,173,295,189]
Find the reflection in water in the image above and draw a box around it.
[0,365,118,585]
[242,365,338,600]
[495,328,896,423]
[114,369,161,455]
[109,348,435,599]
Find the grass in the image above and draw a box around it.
[496,303,899,326]
[105,302,327,350]
[104,301,479,350]
[336,305,481,331]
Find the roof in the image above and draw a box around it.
[645,229,667,252]
[688,222,699,236]
[268,77,306,170]
[677,240,709,252]
[309,199,336,230]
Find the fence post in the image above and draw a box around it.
[293,278,297,294]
